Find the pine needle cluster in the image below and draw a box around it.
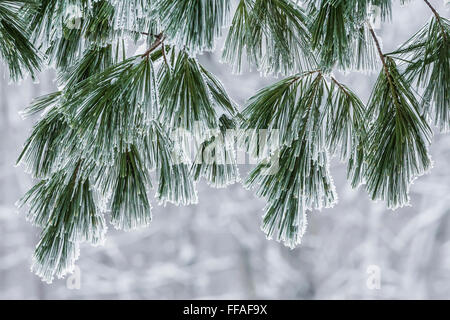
[0,0,447,282]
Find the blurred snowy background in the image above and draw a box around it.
[0,1,449,299]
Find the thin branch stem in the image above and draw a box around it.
[423,0,447,40]
[330,76,352,99]
[289,70,322,85]
[367,22,388,77]
[367,22,401,110]
[142,33,165,58]
[423,0,440,18]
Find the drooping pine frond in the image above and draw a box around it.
[243,72,339,247]
[107,146,152,231]
[58,44,116,87]
[389,15,450,132]
[63,56,159,164]
[109,0,155,39]
[19,161,106,283]
[365,57,433,209]
[44,0,117,70]
[0,0,41,79]
[201,65,239,118]
[192,115,240,189]
[8,0,449,283]
[222,0,314,75]
[155,0,230,53]
[247,140,336,248]
[17,92,67,179]
[308,0,385,71]
[158,50,218,137]
[23,0,157,71]
[159,50,237,141]
[148,122,198,206]
[17,46,199,280]
[17,45,118,182]
[242,70,370,246]
[241,73,315,153]
[326,78,367,188]
[25,0,84,44]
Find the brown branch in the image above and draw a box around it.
[142,33,165,58]
[367,23,389,77]
[331,76,352,99]
[423,0,447,41]
[367,22,401,110]
[423,0,440,18]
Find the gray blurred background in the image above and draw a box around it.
[0,1,449,299]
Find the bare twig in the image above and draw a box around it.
[423,0,447,40]
[142,33,165,58]
[367,22,401,110]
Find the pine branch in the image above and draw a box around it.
[366,56,433,209]
[155,0,230,53]
[19,161,106,283]
[10,0,450,282]
[192,115,240,189]
[387,12,449,132]
[308,0,384,72]
[142,33,165,58]
[222,0,314,75]
[423,0,447,40]
[63,56,159,164]
[0,0,42,79]
[242,72,339,247]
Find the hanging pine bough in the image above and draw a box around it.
[158,49,237,141]
[192,115,241,189]
[0,0,41,80]
[365,24,433,209]
[19,161,107,282]
[307,0,390,71]
[243,72,339,247]
[388,13,449,133]
[155,0,230,53]
[222,0,313,75]
[365,56,433,209]
[0,0,445,282]
[327,77,367,189]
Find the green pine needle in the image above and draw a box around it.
[389,16,450,133]
[0,0,41,80]
[222,0,314,75]
[308,0,382,71]
[109,146,153,231]
[365,57,433,209]
[19,162,106,283]
[242,72,339,247]
[155,0,230,53]
[192,115,241,189]
[7,0,449,282]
